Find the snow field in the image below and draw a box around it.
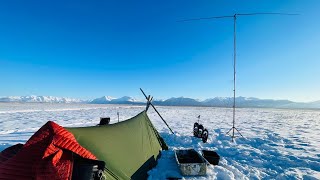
[0,103,319,179]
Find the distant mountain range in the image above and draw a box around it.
[1,95,320,109]
[90,96,140,104]
[0,95,84,103]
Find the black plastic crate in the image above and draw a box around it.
[201,150,220,165]
[72,156,105,180]
[99,117,110,125]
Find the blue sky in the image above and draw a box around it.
[0,1,319,102]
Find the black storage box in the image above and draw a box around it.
[72,156,105,180]
[99,117,110,125]
[201,150,220,165]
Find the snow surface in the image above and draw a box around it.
[0,103,319,179]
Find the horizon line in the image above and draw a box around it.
[0,94,318,104]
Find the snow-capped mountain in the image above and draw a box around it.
[202,97,232,106]
[155,97,201,106]
[1,95,319,109]
[90,96,142,104]
[0,95,83,103]
[111,96,137,103]
[202,96,294,108]
[90,96,115,104]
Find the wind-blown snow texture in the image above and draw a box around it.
[0,103,319,179]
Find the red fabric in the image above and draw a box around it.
[0,144,24,163]
[0,121,97,180]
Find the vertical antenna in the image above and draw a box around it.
[178,12,298,141]
[227,14,243,142]
[232,14,237,141]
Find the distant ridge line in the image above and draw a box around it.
[0,95,319,109]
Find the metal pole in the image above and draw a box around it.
[140,88,175,134]
[232,14,237,141]
[150,103,175,134]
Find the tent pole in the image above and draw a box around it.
[140,88,175,134]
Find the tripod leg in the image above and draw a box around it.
[226,127,233,135]
[234,127,244,137]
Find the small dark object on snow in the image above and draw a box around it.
[201,150,220,165]
[197,124,204,138]
[201,129,208,143]
[99,117,110,125]
[193,122,199,136]
[193,122,209,143]
[72,155,105,180]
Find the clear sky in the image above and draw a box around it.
[0,0,319,102]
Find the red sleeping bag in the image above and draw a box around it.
[0,121,97,180]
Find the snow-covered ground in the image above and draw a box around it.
[0,103,319,179]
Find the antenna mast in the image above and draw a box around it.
[231,14,240,141]
[179,12,298,141]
